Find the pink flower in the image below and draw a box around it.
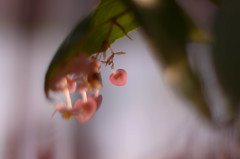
[65,76,77,93]
[51,75,77,93]
[74,97,97,123]
[49,54,99,93]
[54,92,103,122]
[89,94,103,110]
[49,43,129,123]
[109,69,127,86]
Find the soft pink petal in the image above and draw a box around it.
[55,102,79,115]
[51,74,76,93]
[89,94,103,110]
[109,69,127,86]
[66,76,77,93]
[74,98,97,123]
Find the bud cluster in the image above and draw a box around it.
[51,44,127,123]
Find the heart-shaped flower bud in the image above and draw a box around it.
[74,98,97,123]
[109,69,127,86]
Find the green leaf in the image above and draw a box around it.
[44,0,140,98]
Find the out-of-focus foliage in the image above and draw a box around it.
[122,0,212,120]
[209,0,221,6]
[44,0,139,97]
[213,0,240,123]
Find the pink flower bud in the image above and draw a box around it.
[89,94,103,110]
[74,98,97,123]
[109,69,127,86]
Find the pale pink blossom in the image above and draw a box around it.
[74,98,97,123]
[109,69,127,86]
[89,94,103,110]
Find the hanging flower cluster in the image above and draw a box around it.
[51,44,128,123]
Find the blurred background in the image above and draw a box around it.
[1,0,240,158]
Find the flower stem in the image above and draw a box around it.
[95,89,99,97]
[63,89,72,108]
[107,42,114,55]
[82,91,87,103]
[112,68,116,74]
